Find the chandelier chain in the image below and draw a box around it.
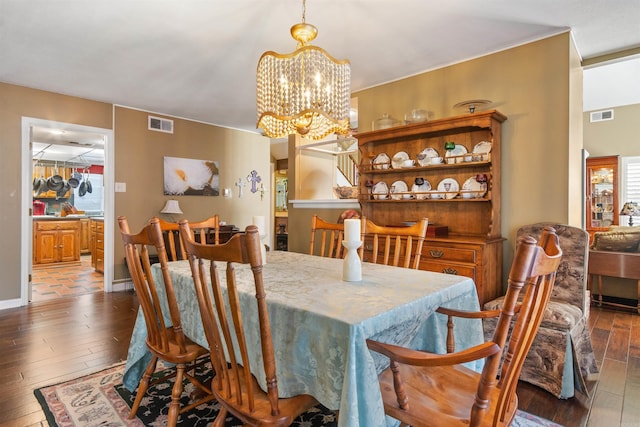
[302,0,306,23]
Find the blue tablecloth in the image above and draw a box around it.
[123,251,483,427]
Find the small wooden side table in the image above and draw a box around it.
[588,250,640,314]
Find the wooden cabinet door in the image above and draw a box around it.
[58,229,79,262]
[80,218,90,254]
[35,230,58,264]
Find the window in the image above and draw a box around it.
[621,156,640,202]
[73,173,104,216]
[620,156,640,225]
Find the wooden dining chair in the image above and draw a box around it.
[309,214,347,258]
[361,217,428,269]
[158,215,220,260]
[366,226,563,427]
[118,216,214,427]
[179,221,319,426]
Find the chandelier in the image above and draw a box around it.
[256,0,351,140]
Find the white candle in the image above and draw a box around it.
[344,218,361,242]
[252,215,266,235]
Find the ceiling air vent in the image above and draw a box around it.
[590,109,614,123]
[148,115,174,134]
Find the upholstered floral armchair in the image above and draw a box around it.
[483,223,599,398]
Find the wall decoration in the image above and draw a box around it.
[163,156,219,196]
[247,170,262,193]
[235,178,246,198]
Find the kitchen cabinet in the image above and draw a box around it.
[80,218,90,254]
[586,155,619,241]
[33,219,81,265]
[356,110,506,304]
[91,219,104,273]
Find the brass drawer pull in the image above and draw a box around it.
[442,267,458,275]
[429,250,444,258]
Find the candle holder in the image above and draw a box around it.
[342,240,363,282]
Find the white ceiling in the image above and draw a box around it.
[31,127,105,166]
[3,0,640,159]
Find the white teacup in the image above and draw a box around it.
[430,157,443,164]
[464,155,473,162]
[402,159,415,168]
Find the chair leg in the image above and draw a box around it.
[212,407,228,427]
[167,364,186,427]
[129,355,158,419]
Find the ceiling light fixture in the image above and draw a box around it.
[256,0,351,140]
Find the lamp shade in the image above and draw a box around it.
[160,199,183,214]
[620,201,640,216]
[620,201,640,226]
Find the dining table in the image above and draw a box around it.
[122,251,484,427]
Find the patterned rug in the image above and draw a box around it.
[34,362,563,426]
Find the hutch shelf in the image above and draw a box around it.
[356,110,506,304]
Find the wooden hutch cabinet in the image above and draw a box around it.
[357,110,506,305]
[586,155,619,240]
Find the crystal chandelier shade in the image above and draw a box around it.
[256,3,351,140]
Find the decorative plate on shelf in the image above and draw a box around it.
[390,180,409,200]
[411,180,431,200]
[372,153,391,170]
[372,181,389,200]
[453,99,492,114]
[437,178,460,199]
[417,148,439,166]
[461,176,487,198]
[444,144,468,163]
[472,141,492,161]
[391,151,410,169]
[473,141,492,154]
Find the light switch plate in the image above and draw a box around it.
[115,182,126,192]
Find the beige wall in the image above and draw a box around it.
[0,83,113,301]
[0,83,270,303]
[289,33,582,276]
[112,107,270,281]
[584,103,640,157]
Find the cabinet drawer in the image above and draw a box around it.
[95,222,104,232]
[421,260,476,280]
[422,245,476,263]
[95,235,104,249]
[35,220,80,232]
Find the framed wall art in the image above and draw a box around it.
[163,156,220,196]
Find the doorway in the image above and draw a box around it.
[21,117,114,305]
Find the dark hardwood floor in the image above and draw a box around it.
[0,290,637,426]
[0,291,138,427]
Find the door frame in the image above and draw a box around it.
[21,117,115,304]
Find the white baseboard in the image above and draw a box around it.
[112,279,134,292]
[0,298,22,311]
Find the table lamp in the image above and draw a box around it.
[619,201,640,226]
[160,199,182,222]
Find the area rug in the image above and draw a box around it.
[34,362,563,426]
